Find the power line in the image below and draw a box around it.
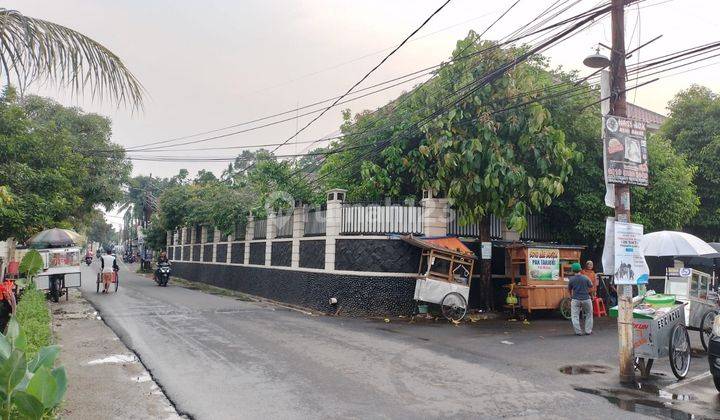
[267,0,455,155]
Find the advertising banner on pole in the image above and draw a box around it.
[603,115,649,186]
[528,248,560,281]
[613,221,649,285]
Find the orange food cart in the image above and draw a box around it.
[506,243,584,317]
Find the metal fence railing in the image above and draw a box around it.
[254,218,267,239]
[520,214,551,242]
[276,213,293,238]
[447,211,503,239]
[304,209,326,236]
[341,203,423,235]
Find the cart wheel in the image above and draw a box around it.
[96,273,100,293]
[700,310,718,352]
[669,323,691,380]
[441,292,467,322]
[559,297,572,320]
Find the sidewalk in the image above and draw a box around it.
[51,289,184,419]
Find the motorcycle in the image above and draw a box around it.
[154,262,171,287]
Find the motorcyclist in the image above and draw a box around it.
[154,251,170,282]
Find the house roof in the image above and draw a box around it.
[401,235,476,259]
[627,103,666,130]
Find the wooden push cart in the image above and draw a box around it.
[506,244,584,317]
[402,236,476,322]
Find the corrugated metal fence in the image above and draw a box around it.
[341,203,423,235]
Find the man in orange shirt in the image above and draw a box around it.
[580,260,598,297]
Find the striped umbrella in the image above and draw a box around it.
[28,228,84,248]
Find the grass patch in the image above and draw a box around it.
[16,286,52,357]
[170,277,254,301]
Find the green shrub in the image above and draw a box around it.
[15,287,51,358]
[0,317,66,419]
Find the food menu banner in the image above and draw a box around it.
[613,222,649,285]
[603,115,648,186]
[528,248,560,281]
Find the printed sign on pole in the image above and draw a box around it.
[480,242,492,260]
[603,115,649,187]
[613,221,649,285]
[528,248,560,281]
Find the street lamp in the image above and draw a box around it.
[583,47,610,69]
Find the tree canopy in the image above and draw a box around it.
[660,85,720,240]
[0,89,130,241]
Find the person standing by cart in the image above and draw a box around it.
[100,249,119,294]
[580,260,598,297]
[568,262,593,336]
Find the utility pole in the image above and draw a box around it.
[610,0,634,384]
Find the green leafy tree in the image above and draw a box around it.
[660,85,720,240]
[0,90,130,241]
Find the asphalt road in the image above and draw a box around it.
[79,261,716,419]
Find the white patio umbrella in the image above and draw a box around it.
[640,231,717,257]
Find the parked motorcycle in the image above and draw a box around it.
[155,262,171,287]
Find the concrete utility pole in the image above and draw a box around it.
[610,0,634,383]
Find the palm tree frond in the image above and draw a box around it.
[0,8,144,110]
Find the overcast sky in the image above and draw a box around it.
[6,0,720,226]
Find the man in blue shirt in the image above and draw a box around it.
[568,262,593,336]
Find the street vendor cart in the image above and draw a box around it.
[27,228,84,302]
[610,295,691,380]
[506,244,584,317]
[664,267,718,350]
[402,236,476,322]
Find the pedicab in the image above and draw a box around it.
[664,267,718,351]
[402,236,476,322]
[610,294,691,380]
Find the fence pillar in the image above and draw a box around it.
[189,226,196,244]
[501,219,520,241]
[200,225,208,261]
[166,230,172,247]
[245,214,254,265]
[325,189,346,271]
[291,204,307,268]
[212,228,221,262]
[266,211,276,266]
[420,189,448,237]
[227,230,233,263]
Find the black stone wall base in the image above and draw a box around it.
[216,244,228,263]
[249,242,265,265]
[335,239,420,273]
[192,245,201,262]
[231,243,244,264]
[299,240,325,269]
[174,246,181,260]
[203,244,213,262]
[172,262,416,316]
[271,241,292,267]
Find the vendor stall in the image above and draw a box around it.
[506,244,584,317]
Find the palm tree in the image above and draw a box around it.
[0,8,143,109]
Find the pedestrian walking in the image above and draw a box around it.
[568,262,593,336]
